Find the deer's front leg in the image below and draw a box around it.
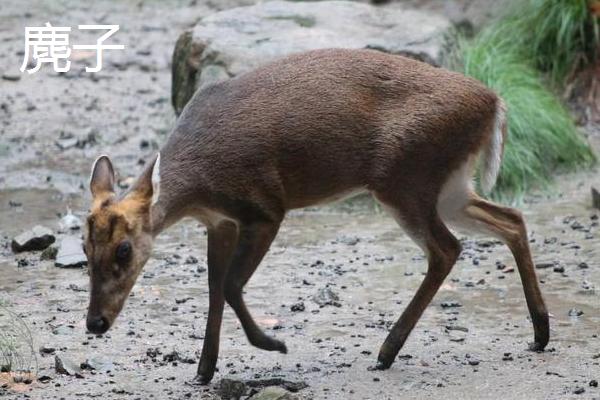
[196,221,238,385]
[224,220,286,353]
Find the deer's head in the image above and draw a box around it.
[84,155,159,334]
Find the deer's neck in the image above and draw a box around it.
[149,148,200,237]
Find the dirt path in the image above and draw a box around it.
[0,1,599,399]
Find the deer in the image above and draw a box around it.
[84,48,549,384]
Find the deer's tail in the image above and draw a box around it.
[479,98,507,194]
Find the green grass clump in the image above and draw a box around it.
[511,0,599,85]
[450,0,597,198]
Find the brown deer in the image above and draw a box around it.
[84,48,549,384]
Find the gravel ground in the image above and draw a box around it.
[0,1,598,399]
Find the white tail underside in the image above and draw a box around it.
[480,99,506,194]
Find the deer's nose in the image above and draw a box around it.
[86,316,109,334]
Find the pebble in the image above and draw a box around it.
[55,136,79,150]
[250,386,295,400]
[337,236,360,246]
[440,301,462,308]
[185,255,198,264]
[312,287,341,307]
[573,387,585,395]
[59,211,82,231]
[39,346,56,355]
[568,308,584,317]
[1,73,21,81]
[218,378,247,399]
[40,246,58,260]
[11,225,55,253]
[535,262,555,269]
[54,355,82,376]
[553,265,565,273]
[446,325,468,332]
[81,356,114,372]
[55,236,87,268]
[592,187,600,210]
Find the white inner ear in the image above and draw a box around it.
[151,153,161,206]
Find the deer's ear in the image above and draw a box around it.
[90,155,115,198]
[130,153,160,206]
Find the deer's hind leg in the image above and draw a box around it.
[446,193,549,351]
[374,191,462,369]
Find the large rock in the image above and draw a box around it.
[172,0,452,114]
[11,225,55,253]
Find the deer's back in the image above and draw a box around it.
[164,48,498,210]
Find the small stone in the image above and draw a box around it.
[55,136,79,150]
[59,211,82,231]
[55,236,87,268]
[445,325,468,332]
[218,378,247,400]
[440,301,462,308]
[40,246,58,260]
[338,236,359,246]
[39,346,56,355]
[312,287,340,307]
[553,265,565,273]
[185,255,198,264]
[578,262,589,269]
[17,258,29,268]
[250,386,295,400]
[2,73,21,81]
[11,225,55,253]
[80,356,114,372]
[568,308,584,317]
[37,375,52,383]
[590,380,598,387]
[592,187,600,210]
[535,262,555,269]
[68,283,87,292]
[468,360,480,366]
[162,350,195,364]
[55,355,81,376]
[290,302,305,312]
[573,387,585,395]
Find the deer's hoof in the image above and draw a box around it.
[251,335,288,354]
[195,373,214,386]
[275,340,288,354]
[374,358,392,370]
[528,341,546,352]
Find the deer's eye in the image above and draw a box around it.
[115,241,132,264]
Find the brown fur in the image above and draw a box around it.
[85,49,548,384]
